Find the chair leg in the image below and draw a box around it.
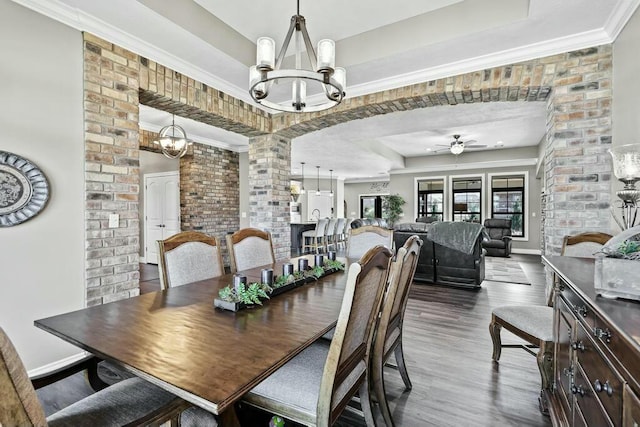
[359,380,377,427]
[373,354,396,427]
[537,341,553,390]
[489,317,502,362]
[394,341,412,391]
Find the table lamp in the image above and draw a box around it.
[609,143,640,229]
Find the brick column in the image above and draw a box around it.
[180,142,240,266]
[83,33,141,305]
[543,46,613,255]
[248,134,291,260]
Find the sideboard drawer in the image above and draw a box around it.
[559,286,596,330]
[576,321,623,426]
[594,314,640,394]
[573,364,614,427]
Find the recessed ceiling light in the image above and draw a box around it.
[496,141,504,147]
[426,148,433,152]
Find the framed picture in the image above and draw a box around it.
[0,151,50,227]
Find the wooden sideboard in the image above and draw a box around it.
[543,255,640,426]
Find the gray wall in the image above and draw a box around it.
[612,6,640,230]
[0,0,85,370]
[343,181,391,219]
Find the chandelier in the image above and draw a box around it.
[154,115,191,159]
[249,0,346,113]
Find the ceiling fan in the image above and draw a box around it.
[434,134,488,155]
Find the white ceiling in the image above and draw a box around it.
[11,0,639,179]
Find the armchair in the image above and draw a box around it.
[482,218,513,257]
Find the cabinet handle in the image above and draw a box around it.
[593,327,612,343]
[571,384,585,396]
[577,305,588,317]
[563,367,573,378]
[571,341,585,351]
[594,379,614,396]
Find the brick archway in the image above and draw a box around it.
[83,30,611,304]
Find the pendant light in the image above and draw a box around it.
[300,162,306,194]
[154,115,191,159]
[329,169,334,197]
[316,166,321,195]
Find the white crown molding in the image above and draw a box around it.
[10,0,255,106]
[389,158,538,175]
[139,121,248,152]
[604,0,640,40]
[14,0,637,114]
[343,29,614,100]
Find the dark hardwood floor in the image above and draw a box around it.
[37,254,552,426]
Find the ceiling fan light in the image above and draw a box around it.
[450,143,464,155]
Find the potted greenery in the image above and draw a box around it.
[594,226,640,300]
[382,194,406,227]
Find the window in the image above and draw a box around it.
[491,175,525,237]
[417,179,444,221]
[452,178,482,223]
[360,195,383,218]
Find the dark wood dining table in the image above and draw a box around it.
[35,255,350,426]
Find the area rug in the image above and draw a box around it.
[484,256,531,285]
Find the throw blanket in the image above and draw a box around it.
[428,221,488,255]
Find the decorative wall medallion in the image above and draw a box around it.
[0,151,50,227]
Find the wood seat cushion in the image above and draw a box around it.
[47,377,179,427]
[492,305,554,341]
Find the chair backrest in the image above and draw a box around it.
[0,327,48,426]
[561,232,613,258]
[317,245,393,426]
[226,228,276,273]
[416,216,438,224]
[385,235,422,344]
[313,218,329,238]
[484,218,512,240]
[157,231,224,290]
[347,225,394,259]
[325,218,338,237]
[335,218,346,236]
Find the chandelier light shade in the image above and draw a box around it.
[249,0,346,113]
[300,162,306,194]
[609,143,640,229]
[316,166,321,195]
[154,115,191,159]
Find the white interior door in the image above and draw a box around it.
[144,172,180,264]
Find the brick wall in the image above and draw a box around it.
[180,142,240,265]
[248,134,291,260]
[83,33,141,306]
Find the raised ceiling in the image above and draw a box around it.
[12,0,639,179]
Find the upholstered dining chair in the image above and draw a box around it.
[488,231,612,412]
[333,217,346,249]
[371,235,423,427]
[346,225,394,259]
[157,231,224,290]
[301,218,329,254]
[0,327,190,427]
[324,217,338,251]
[226,227,276,273]
[239,245,393,426]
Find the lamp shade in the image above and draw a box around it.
[609,143,640,181]
[316,39,335,72]
[256,37,275,70]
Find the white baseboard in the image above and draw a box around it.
[512,248,542,255]
[27,351,88,377]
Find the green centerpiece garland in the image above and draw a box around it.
[216,260,345,307]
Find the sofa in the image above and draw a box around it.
[482,218,513,257]
[350,218,389,229]
[393,221,487,289]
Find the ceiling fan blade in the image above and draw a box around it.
[465,144,488,149]
[464,139,478,144]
